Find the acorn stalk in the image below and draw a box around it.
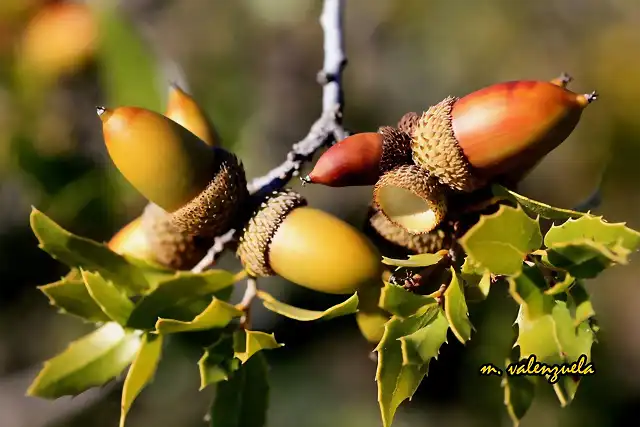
[236,190,382,295]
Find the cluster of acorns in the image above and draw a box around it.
[101,75,595,343]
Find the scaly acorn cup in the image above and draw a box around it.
[373,165,447,235]
[303,127,413,187]
[165,84,220,146]
[410,80,597,192]
[19,1,97,78]
[236,190,382,295]
[98,106,248,236]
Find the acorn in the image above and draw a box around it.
[373,165,447,234]
[410,80,597,191]
[368,207,452,254]
[236,190,382,295]
[165,84,220,146]
[19,1,97,78]
[303,126,413,187]
[107,217,154,261]
[98,106,248,236]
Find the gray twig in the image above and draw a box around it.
[191,0,348,272]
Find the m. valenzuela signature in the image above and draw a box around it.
[479,354,595,384]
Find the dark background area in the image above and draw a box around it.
[1,0,640,426]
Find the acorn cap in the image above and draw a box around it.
[378,126,413,174]
[397,112,420,136]
[141,203,211,270]
[411,96,484,192]
[99,106,218,212]
[236,190,307,277]
[169,147,249,236]
[166,84,220,146]
[369,209,451,254]
[373,165,447,234]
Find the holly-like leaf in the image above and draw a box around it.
[460,257,492,300]
[81,270,134,325]
[444,269,472,344]
[399,309,449,366]
[198,334,240,390]
[544,215,640,252]
[381,251,447,268]
[27,323,141,398]
[459,205,542,275]
[127,270,237,330]
[38,276,111,322]
[492,185,586,220]
[233,330,283,364]
[543,240,628,279]
[120,333,163,427]
[257,290,358,321]
[375,304,440,427]
[544,273,575,296]
[502,356,537,427]
[30,208,149,294]
[508,265,553,319]
[568,282,596,326]
[155,298,243,334]
[379,282,437,318]
[209,352,269,427]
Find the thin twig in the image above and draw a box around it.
[238,277,258,329]
[191,0,348,272]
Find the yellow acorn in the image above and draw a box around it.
[107,216,154,260]
[19,1,97,78]
[98,106,248,236]
[165,84,220,146]
[373,165,448,234]
[236,190,382,295]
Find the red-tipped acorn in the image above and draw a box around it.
[411,79,597,191]
[304,127,412,187]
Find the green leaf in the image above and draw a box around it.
[375,304,441,427]
[543,240,628,279]
[399,309,449,366]
[459,205,542,275]
[508,265,553,320]
[127,270,237,330]
[38,276,111,322]
[198,334,240,390]
[120,333,163,427]
[81,270,134,325]
[544,273,575,296]
[544,215,640,252]
[209,352,269,427]
[30,208,149,294]
[233,330,283,364]
[568,282,596,326]
[257,290,358,321]
[502,356,537,427]
[155,297,243,334]
[92,1,162,110]
[460,256,492,299]
[27,323,141,398]
[381,251,447,268]
[492,185,586,220]
[379,282,437,318]
[444,268,473,344]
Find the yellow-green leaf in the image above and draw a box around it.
[381,251,447,268]
[544,215,640,252]
[155,298,243,334]
[543,240,629,279]
[257,291,358,321]
[459,205,542,276]
[502,356,537,427]
[120,333,163,427]
[544,273,575,296]
[379,282,437,318]
[233,330,283,364]
[38,276,111,322]
[375,304,440,427]
[492,185,586,220]
[444,269,472,344]
[82,270,134,325]
[210,352,269,427]
[460,256,492,300]
[568,282,596,326]
[30,208,149,294]
[198,334,239,390]
[27,323,141,398]
[399,309,449,366]
[127,270,237,330]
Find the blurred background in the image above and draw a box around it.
[1,0,639,426]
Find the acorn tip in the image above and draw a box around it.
[96,106,106,116]
[551,72,573,88]
[577,90,598,108]
[300,175,312,186]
